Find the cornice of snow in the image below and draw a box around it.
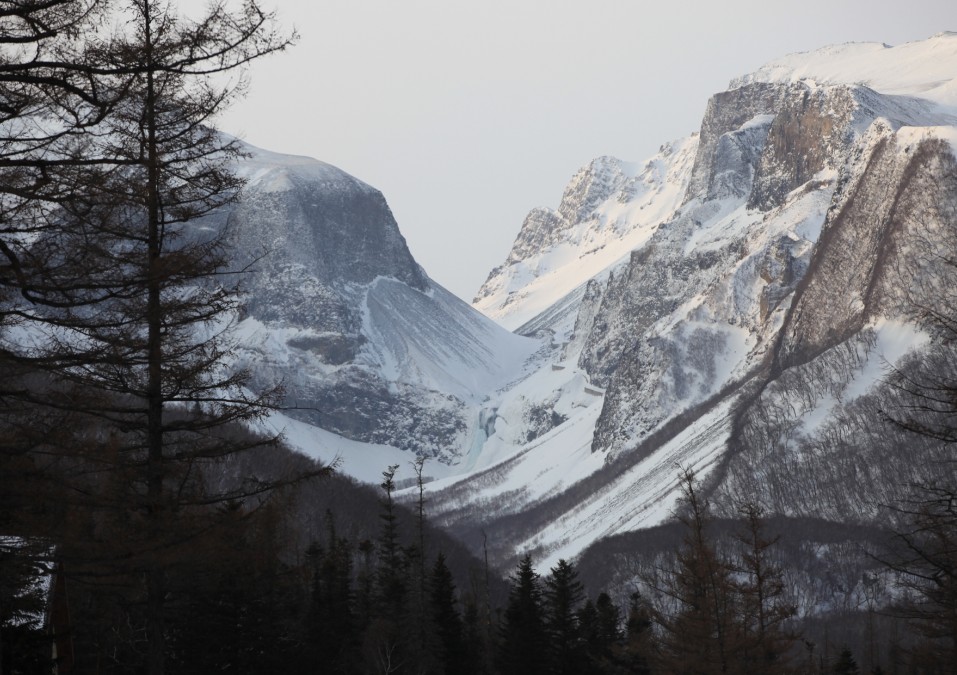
[233,141,380,196]
[731,32,957,109]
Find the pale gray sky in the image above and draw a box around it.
[220,0,956,302]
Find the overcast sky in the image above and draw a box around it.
[219,0,956,302]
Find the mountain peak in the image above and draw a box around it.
[473,137,697,331]
[229,141,429,302]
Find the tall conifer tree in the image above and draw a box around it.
[733,501,796,673]
[544,558,586,675]
[499,554,549,675]
[431,552,466,675]
[0,2,302,672]
[654,469,739,675]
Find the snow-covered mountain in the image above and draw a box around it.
[217,34,957,580]
[219,146,539,481]
[408,33,957,569]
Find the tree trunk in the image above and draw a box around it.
[143,3,166,673]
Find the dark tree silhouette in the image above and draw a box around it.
[376,465,407,621]
[544,558,586,675]
[653,469,739,675]
[830,646,860,674]
[304,513,357,674]
[618,592,654,675]
[882,484,957,672]
[578,591,624,674]
[733,501,797,673]
[0,2,311,673]
[499,554,549,675]
[431,552,466,675]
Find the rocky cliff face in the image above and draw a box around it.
[581,80,870,459]
[714,134,957,522]
[435,34,957,569]
[223,147,537,466]
[229,148,427,337]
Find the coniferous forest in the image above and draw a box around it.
[0,2,956,675]
[5,447,957,674]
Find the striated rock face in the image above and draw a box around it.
[575,84,854,456]
[773,125,940,368]
[688,82,863,210]
[685,82,792,202]
[581,80,954,459]
[707,113,773,201]
[712,136,957,522]
[228,149,427,333]
[236,158,427,292]
[747,85,857,210]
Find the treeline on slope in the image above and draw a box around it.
[491,469,957,675]
[8,443,956,675]
[2,436,505,674]
[578,514,893,651]
[706,137,957,560]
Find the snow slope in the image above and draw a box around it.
[360,279,533,402]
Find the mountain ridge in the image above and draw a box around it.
[418,32,957,569]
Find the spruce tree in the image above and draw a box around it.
[376,465,407,621]
[431,552,466,675]
[462,594,490,675]
[0,538,50,675]
[499,554,549,675]
[304,514,357,674]
[165,499,303,675]
[355,538,376,633]
[363,465,411,674]
[408,455,432,672]
[594,593,623,650]
[618,592,654,675]
[831,646,860,674]
[579,592,623,675]
[544,558,586,675]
